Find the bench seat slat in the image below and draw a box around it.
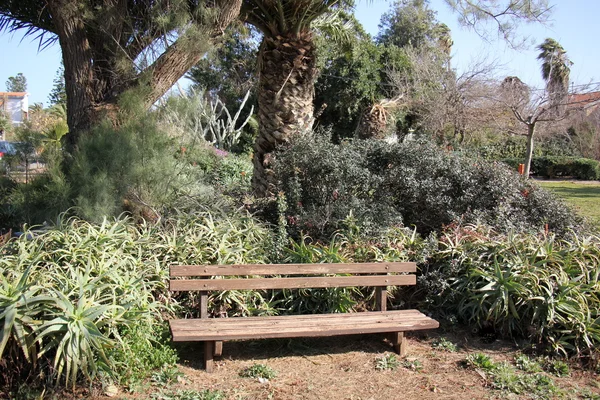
[172,314,431,332]
[170,310,439,341]
[170,262,416,277]
[170,274,416,291]
[171,309,425,328]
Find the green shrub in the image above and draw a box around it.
[152,389,225,400]
[5,172,71,227]
[464,353,559,398]
[375,354,400,371]
[273,134,399,239]
[109,323,178,390]
[472,134,581,160]
[532,157,600,180]
[431,337,458,352]
[465,353,496,372]
[274,135,582,238]
[0,176,19,229]
[544,359,570,377]
[502,157,600,180]
[71,117,216,222]
[239,364,277,379]
[210,153,252,197]
[0,211,273,391]
[491,362,558,398]
[514,354,543,373]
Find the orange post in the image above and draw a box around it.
[518,164,525,175]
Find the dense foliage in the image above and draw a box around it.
[273,134,583,239]
[502,156,600,180]
[472,135,582,161]
[0,94,254,231]
[314,18,410,139]
[0,212,272,393]
[0,192,598,393]
[1,1,599,395]
[422,224,600,360]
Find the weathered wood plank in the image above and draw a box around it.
[171,310,425,330]
[171,316,431,334]
[214,341,223,357]
[172,318,434,336]
[376,287,387,312]
[204,341,214,373]
[170,311,439,341]
[170,274,416,291]
[170,313,429,329]
[170,262,416,277]
[171,318,438,341]
[200,291,208,319]
[391,332,407,356]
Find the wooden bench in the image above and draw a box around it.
[169,262,439,372]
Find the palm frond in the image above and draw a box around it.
[0,0,57,50]
[311,9,355,46]
[536,38,571,93]
[242,0,354,36]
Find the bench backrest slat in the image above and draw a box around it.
[170,274,416,292]
[170,262,416,277]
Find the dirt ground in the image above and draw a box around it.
[93,329,599,400]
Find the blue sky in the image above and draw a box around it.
[355,0,600,90]
[1,1,598,106]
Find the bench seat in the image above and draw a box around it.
[170,310,438,342]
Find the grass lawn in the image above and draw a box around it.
[537,180,600,225]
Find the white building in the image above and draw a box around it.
[0,92,29,126]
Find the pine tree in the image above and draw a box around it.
[5,72,27,92]
[48,66,67,107]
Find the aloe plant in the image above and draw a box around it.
[37,290,116,388]
[0,267,53,363]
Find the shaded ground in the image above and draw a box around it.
[93,329,600,400]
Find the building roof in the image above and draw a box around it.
[568,91,600,109]
[0,92,28,98]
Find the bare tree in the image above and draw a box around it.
[388,48,501,143]
[497,77,600,176]
[445,0,553,48]
[566,102,600,161]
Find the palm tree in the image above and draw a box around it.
[537,38,572,110]
[241,0,352,196]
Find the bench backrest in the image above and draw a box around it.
[170,262,416,291]
[170,262,417,315]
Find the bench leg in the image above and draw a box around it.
[204,341,215,372]
[391,332,407,357]
[214,341,223,357]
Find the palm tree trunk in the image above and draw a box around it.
[252,32,317,197]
